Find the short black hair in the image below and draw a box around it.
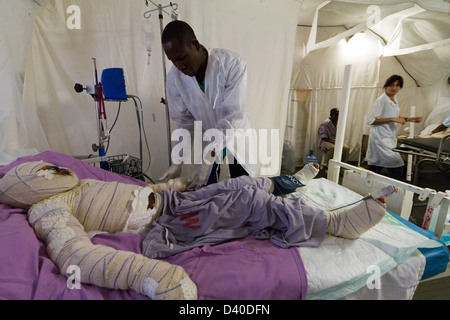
[330,108,339,116]
[383,75,403,88]
[161,20,197,47]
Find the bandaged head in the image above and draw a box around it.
[0,161,79,209]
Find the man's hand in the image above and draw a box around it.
[158,164,182,181]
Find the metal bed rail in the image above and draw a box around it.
[394,134,450,172]
[327,159,449,240]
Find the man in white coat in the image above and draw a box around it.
[158,20,255,189]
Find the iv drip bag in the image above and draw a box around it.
[142,20,155,65]
[142,20,155,53]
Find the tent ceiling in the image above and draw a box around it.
[297,0,450,87]
[298,0,450,15]
[21,0,450,88]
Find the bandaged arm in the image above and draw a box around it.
[28,199,197,300]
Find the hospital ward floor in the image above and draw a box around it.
[413,276,450,300]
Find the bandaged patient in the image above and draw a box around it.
[0,161,396,300]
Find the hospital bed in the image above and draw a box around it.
[393,135,450,185]
[0,151,448,300]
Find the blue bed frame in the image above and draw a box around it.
[390,212,449,280]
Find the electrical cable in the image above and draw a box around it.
[128,95,154,183]
[330,196,369,212]
[135,96,154,182]
[109,102,122,133]
[134,96,152,173]
[130,96,143,166]
[105,102,122,155]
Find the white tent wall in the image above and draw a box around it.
[20,0,172,178]
[0,0,301,178]
[182,0,301,176]
[0,0,44,164]
[1,0,448,175]
[288,26,429,163]
[0,0,40,85]
[0,34,22,157]
[287,0,450,166]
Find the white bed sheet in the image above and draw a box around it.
[287,178,443,300]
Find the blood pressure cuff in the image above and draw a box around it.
[270,175,304,195]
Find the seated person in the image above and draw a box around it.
[0,162,396,300]
[318,108,350,166]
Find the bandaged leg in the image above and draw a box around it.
[294,163,319,185]
[325,198,385,239]
[28,202,197,300]
[325,186,397,239]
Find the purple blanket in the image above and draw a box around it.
[0,151,307,300]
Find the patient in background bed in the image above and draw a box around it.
[0,162,396,300]
[420,115,450,137]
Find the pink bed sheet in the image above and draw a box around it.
[0,151,307,300]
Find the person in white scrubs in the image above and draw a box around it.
[158,20,254,189]
[366,75,423,179]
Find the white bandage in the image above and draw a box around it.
[123,187,162,236]
[294,163,319,186]
[31,203,197,300]
[326,198,386,239]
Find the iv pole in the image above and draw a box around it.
[91,58,107,157]
[144,1,179,166]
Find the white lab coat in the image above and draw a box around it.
[366,93,404,168]
[166,47,256,178]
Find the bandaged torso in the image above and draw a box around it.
[30,179,162,236]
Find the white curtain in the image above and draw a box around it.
[0,32,42,164]
[0,34,21,154]
[422,79,450,127]
[17,0,300,177]
[22,0,161,162]
[285,89,311,164]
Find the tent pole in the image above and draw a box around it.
[329,64,353,183]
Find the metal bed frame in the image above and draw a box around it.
[327,159,449,241]
[393,135,450,185]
